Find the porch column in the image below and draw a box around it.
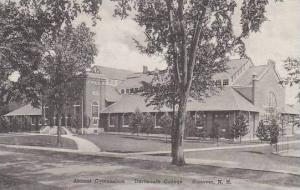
[107,113,110,128]
[194,111,197,125]
[154,112,157,127]
[65,116,68,128]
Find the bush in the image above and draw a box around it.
[129,109,143,135]
[159,113,172,142]
[210,123,220,144]
[269,119,280,145]
[256,120,269,142]
[231,114,249,142]
[0,117,9,133]
[141,113,155,135]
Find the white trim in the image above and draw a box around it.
[123,125,129,128]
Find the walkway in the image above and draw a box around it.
[62,134,101,152]
[125,139,300,155]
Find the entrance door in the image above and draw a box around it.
[213,113,230,138]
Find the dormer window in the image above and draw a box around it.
[216,80,222,86]
[223,79,229,86]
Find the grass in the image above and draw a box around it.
[0,135,77,150]
[80,133,265,153]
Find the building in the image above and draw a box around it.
[4,59,300,138]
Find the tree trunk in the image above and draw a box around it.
[172,92,188,166]
[57,113,62,147]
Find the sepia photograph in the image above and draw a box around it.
[0,0,300,189]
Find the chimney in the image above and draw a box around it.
[267,59,276,69]
[143,66,148,74]
[252,73,258,105]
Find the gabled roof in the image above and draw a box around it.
[4,104,42,116]
[116,73,153,90]
[102,87,260,114]
[187,87,259,112]
[102,95,172,113]
[104,85,121,102]
[233,65,269,86]
[213,59,251,79]
[88,66,134,80]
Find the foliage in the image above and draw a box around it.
[0,0,102,109]
[141,113,155,135]
[269,119,280,145]
[231,114,249,142]
[256,120,269,142]
[129,108,143,134]
[284,57,300,102]
[112,0,278,165]
[159,113,173,135]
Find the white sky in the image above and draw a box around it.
[8,0,300,104]
[86,0,300,104]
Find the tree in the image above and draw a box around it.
[256,120,269,143]
[113,0,277,165]
[141,113,155,136]
[129,108,144,135]
[40,23,97,145]
[159,113,173,143]
[284,57,300,101]
[0,0,102,108]
[231,114,249,143]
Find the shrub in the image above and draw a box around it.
[269,119,280,145]
[256,120,269,142]
[159,113,172,142]
[231,114,249,143]
[141,113,155,135]
[129,108,143,135]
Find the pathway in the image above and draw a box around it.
[62,134,101,152]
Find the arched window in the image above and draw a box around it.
[264,91,277,120]
[91,102,99,118]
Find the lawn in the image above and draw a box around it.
[80,133,263,153]
[0,135,77,150]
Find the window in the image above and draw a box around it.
[194,113,207,127]
[91,102,99,118]
[109,115,115,126]
[216,80,221,86]
[123,114,129,125]
[130,88,134,94]
[223,79,229,86]
[135,88,139,93]
[126,89,130,93]
[121,89,125,94]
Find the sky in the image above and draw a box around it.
[8,0,300,104]
[83,0,300,104]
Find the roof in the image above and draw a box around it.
[213,59,251,79]
[102,95,172,113]
[104,85,121,102]
[4,104,42,116]
[102,87,260,114]
[116,73,153,90]
[233,65,268,86]
[282,105,300,115]
[88,66,134,80]
[187,87,260,112]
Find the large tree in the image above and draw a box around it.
[112,0,278,165]
[0,0,102,109]
[41,23,97,146]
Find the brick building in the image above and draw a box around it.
[4,59,299,138]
